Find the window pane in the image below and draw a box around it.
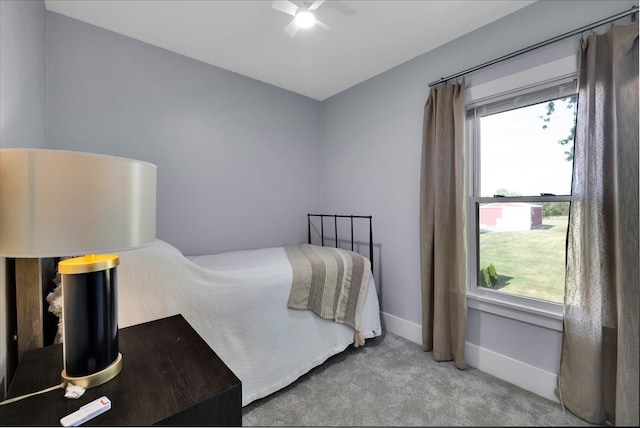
[479,97,576,197]
[478,202,569,303]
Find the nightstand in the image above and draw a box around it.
[0,314,242,426]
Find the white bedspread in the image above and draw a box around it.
[116,239,382,406]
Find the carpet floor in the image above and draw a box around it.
[242,332,594,426]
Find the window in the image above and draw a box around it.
[467,78,577,310]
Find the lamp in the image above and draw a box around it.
[0,148,156,388]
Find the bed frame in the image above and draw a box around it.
[307,214,373,272]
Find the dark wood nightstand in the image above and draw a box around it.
[0,314,242,426]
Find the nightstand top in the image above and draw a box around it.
[0,314,242,426]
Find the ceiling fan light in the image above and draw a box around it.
[295,10,315,28]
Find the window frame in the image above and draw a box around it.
[465,72,578,331]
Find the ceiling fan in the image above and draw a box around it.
[272,0,330,37]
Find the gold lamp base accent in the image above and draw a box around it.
[61,353,123,389]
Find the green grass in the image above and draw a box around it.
[478,217,568,303]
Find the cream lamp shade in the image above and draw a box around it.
[0,148,156,257]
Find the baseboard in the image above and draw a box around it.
[464,342,559,403]
[381,311,559,404]
[381,311,422,345]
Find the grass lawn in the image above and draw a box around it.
[478,216,568,303]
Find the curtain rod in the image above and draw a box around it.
[428,6,638,87]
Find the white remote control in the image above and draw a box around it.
[60,396,111,427]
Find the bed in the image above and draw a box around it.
[113,214,382,406]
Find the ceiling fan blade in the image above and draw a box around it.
[308,0,325,11]
[272,0,298,16]
[315,19,330,30]
[284,19,299,37]
[327,0,356,16]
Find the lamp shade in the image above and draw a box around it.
[0,149,156,257]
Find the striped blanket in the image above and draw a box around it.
[285,244,371,347]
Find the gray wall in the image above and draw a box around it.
[320,0,637,376]
[0,0,47,149]
[0,0,47,397]
[45,12,323,257]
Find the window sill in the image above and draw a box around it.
[467,288,564,331]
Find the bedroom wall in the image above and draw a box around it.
[44,11,323,257]
[0,0,48,397]
[319,0,638,402]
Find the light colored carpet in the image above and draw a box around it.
[242,332,594,426]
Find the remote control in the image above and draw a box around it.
[60,396,111,427]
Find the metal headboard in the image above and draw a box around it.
[307,214,373,272]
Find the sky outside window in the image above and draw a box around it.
[479,98,576,197]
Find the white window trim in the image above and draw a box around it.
[466,54,577,105]
[465,54,577,332]
[467,293,564,331]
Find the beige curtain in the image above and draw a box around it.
[420,82,466,369]
[557,23,639,426]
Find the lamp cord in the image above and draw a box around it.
[0,382,65,406]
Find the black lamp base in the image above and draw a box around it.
[61,352,123,389]
[58,254,121,388]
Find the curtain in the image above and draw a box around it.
[419,82,466,369]
[557,23,638,426]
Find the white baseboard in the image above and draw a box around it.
[465,342,559,403]
[381,311,559,403]
[381,311,422,345]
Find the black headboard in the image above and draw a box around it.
[307,214,373,272]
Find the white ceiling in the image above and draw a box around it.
[43,0,535,101]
